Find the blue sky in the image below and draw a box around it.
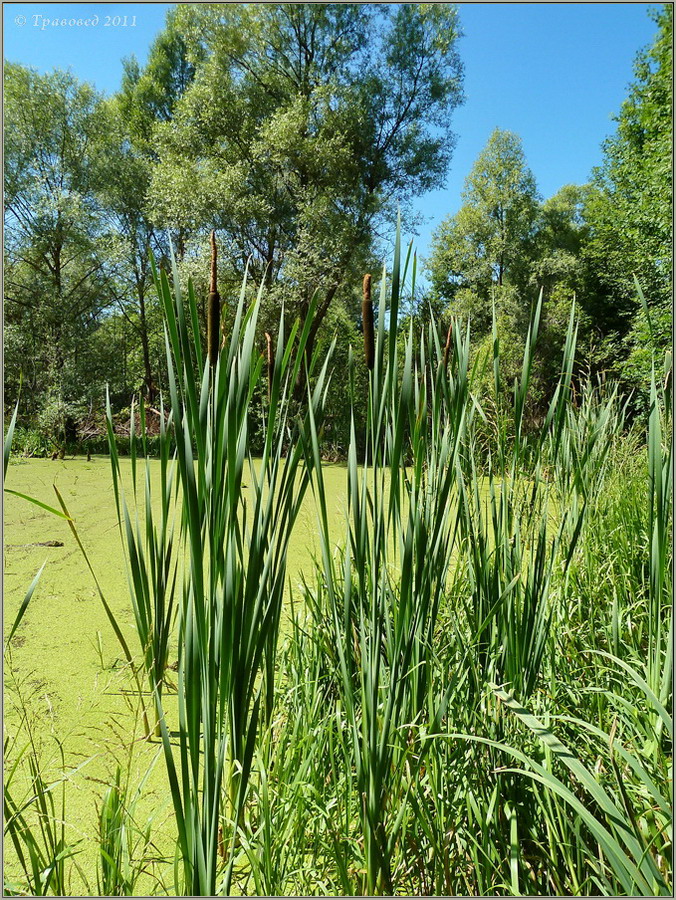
[3,2,660,265]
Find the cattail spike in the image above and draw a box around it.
[210,230,218,294]
[362,273,374,371]
[207,231,221,368]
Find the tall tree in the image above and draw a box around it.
[427,128,540,333]
[93,104,164,404]
[583,5,672,386]
[4,64,112,417]
[527,184,603,383]
[148,2,464,359]
[531,185,589,298]
[117,10,199,156]
[76,14,201,406]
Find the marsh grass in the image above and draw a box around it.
[3,693,76,896]
[3,225,671,896]
[132,250,333,895]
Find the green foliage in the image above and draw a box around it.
[583,5,672,393]
[148,2,464,341]
[3,6,673,891]
[530,185,592,303]
[428,4,671,416]
[97,761,157,897]
[104,253,334,894]
[5,5,670,448]
[118,10,198,156]
[313,298,369,457]
[306,230,470,893]
[3,730,79,896]
[428,128,540,329]
[4,237,672,896]
[3,65,113,418]
[490,681,671,896]
[106,395,177,739]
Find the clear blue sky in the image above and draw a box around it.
[3,2,660,267]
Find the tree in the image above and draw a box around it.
[92,20,198,405]
[147,2,464,361]
[117,11,199,158]
[85,16,202,405]
[525,184,603,384]
[4,64,113,419]
[91,105,164,404]
[530,185,589,296]
[427,128,540,333]
[583,5,672,389]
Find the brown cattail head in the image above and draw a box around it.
[265,332,273,401]
[362,273,374,371]
[207,230,221,368]
[210,230,218,294]
[443,320,453,369]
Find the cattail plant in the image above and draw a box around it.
[147,247,333,896]
[207,230,221,368]
[306,223,471,893]
[454,294,597,700]
[361,273,374,371]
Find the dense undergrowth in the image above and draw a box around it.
[3,230,672,896]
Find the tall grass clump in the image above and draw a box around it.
[292,233,671,895]
[107,248,333,895]
[453,300,610,702]
[5,227,671,896]
[303,229,475,893]
[3,689,80,897]
[96,757,160,897]
[460,313,672,896]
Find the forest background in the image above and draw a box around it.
[3,3,672,455]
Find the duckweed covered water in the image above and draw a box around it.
[4,455,351,892]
